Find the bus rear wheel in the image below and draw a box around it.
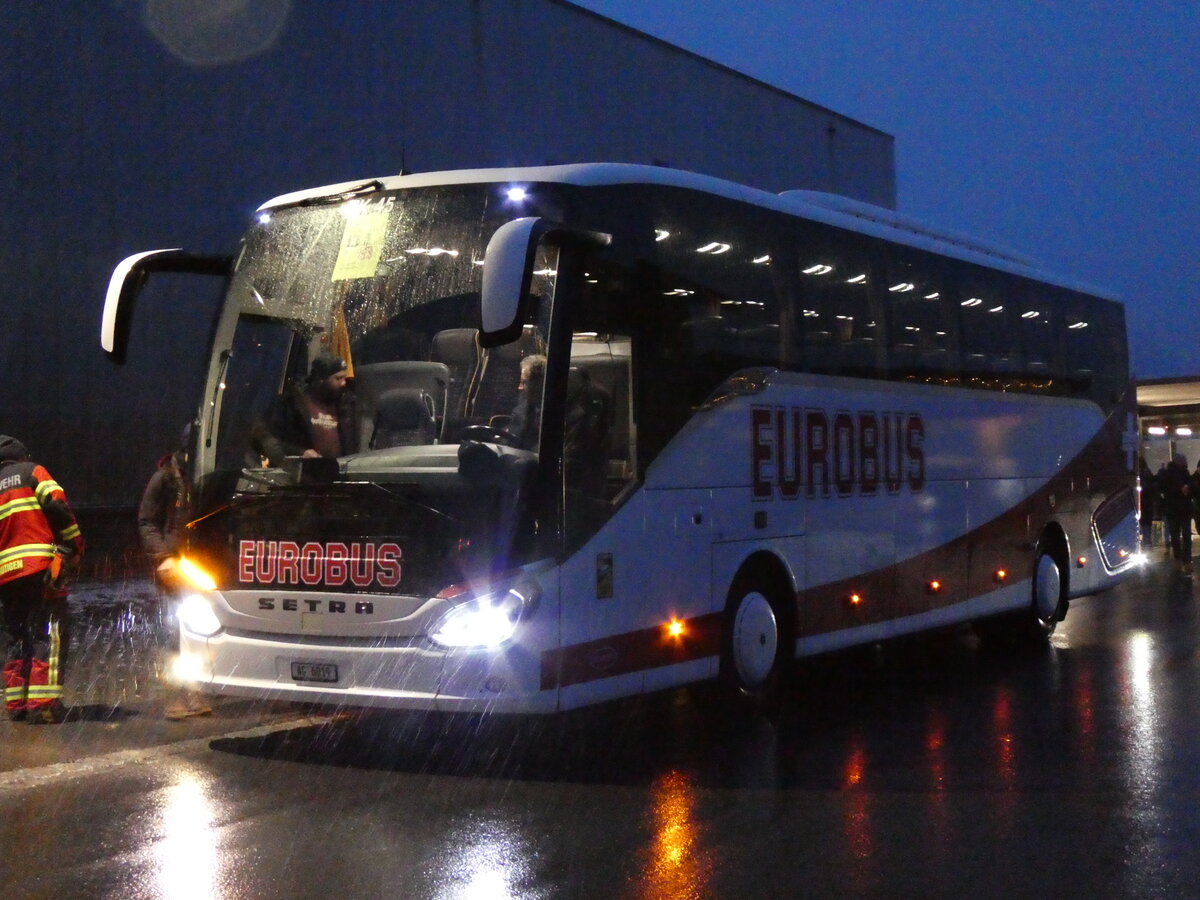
[977,546,1065,646]
[1031,549,1066,634]
[719,572,790,709]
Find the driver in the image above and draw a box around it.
[503,354,546,451]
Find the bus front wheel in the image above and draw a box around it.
[719,572,791,708]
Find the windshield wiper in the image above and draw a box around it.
[297,180,385,207]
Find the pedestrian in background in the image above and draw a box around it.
[1192,459,1200,543]
[138,427,212,720]
[1139,455,1157,547]
[1161,452,1193,577]
[0,435,84,723]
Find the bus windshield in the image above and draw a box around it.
[192,184,560,587]
[209,185,557,474]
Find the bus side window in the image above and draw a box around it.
[650,195,782,398]
[883,252,957,385]
[794,238,883,378]
[958,277,1017,379]
[1016,295,1062,385]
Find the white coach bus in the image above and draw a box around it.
[102,164,1138,713]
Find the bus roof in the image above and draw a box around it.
[259,163,1119,302]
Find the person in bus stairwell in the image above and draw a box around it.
[1162,453,1193,577]
[252,351,358,466]
[138,427,212,720]
[0,435,84,724]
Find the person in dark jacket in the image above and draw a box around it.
[1161,453,1193,576]
[138,430,212,720]
[0,435,84,723]
[1193,460,1200,548]
[1139,456,1157,547]
[251,351,358,466]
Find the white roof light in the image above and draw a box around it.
[753,254,772,264]
[696,241,731,254]
[961,298,983,307]
[1021,310,1040,319]
[803,264,833,276]
[889,282,915,293]
[846,274,867,284]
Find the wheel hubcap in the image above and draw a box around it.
[732,591,778,688]
[1034,554,1061,621]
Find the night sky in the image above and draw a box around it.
[576,0,1200,379]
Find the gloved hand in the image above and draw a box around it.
[45,546,80,593]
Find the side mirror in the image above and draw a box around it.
[480,218,546,348]
[101,249,230,362]
[479,218,611,349]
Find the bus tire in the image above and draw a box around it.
[977,541,1067,646]
[719,569,792,710]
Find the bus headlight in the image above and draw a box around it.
[178,594,222,637]
[429,584,539,649]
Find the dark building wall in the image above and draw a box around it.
[0,0,894,512]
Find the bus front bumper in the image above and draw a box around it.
[177,628,559,715]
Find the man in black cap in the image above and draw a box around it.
[251,350,358,466]
[0,435,84,723]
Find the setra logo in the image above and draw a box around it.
[237,540,402,589]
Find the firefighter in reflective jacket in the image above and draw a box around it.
[0,435,84,723]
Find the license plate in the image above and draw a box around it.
[291,661,338,683]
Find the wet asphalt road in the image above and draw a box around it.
[2,556,1200,899]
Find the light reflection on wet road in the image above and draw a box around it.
[3,560,1200,898]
